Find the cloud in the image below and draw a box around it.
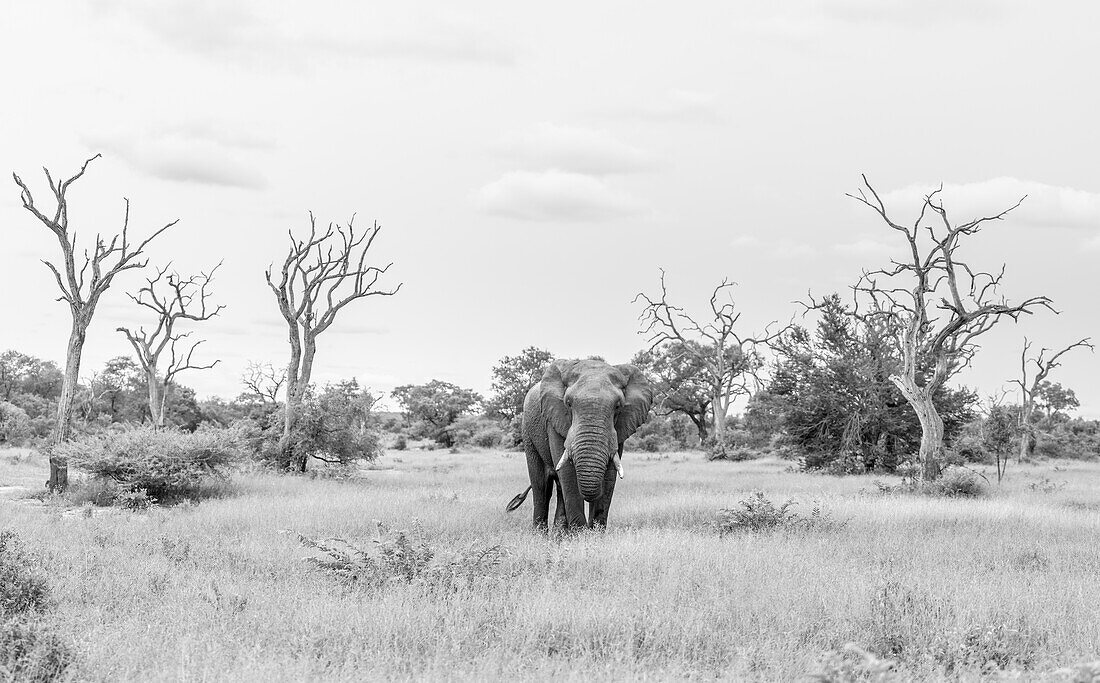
[833,237,893,255]
[875,177,1100,231]
[821,0,1009,27]
[474,171,641,222]
[616,89,723,124]
[91,0,516,68]
[494,123,657,176]
[84,128,267,190]
[730,234,814,259]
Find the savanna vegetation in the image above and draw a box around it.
[3,448,1100,681]
[3,156,1099,680]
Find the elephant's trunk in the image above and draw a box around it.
[567,421,613,502]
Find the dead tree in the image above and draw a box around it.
[1011,337,1093,463]
[265,214,400,471]
[117,264,225,428]
[636,270,784,445]
[13,155,175,490]
[241,361,285,406]
[846,175,1054,481]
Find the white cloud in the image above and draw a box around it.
[730,234,814,259]
[833,238,893,255]
[83,128,267,190]
[876,177,1100,231]
[627,89,723,124]
[91,1,516,67]
[494,123,657,176]
[474,171,641,222]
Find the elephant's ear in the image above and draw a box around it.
[540,359,577,436]
[614,364,653,444]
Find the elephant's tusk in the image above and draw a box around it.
[555,451,570,471]
[612,452,624,479]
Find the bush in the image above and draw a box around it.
[0,532,51,618]
[716,491,842,535]
[298,522,511,592]
[0,531,73,682]
[0,617,74,683]
[626,414,698,453]
[392,435,408,451]
[56,425,241,502]
[0,402,31,446]
[928,467,986,497]
[445,416,507,450]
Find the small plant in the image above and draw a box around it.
[299,521,509,592]
[0,531,51,617]
[393,435,408,451]
[1028,477,1065,494]
[0,617,75,683]
[806,643,897,682]
[928,467,986,497]
[716,491,843,535]
[0,531,73,682]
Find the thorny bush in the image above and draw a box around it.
[298,521,512,592]
[716,491,844,535]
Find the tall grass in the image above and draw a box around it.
[1,447,1098,681]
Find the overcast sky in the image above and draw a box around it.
[2,1,1099,415]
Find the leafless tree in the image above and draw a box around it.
[13,155,175,490]
[241,361,285,405]
[117,264,225,428]
[265,213,400,470]
[636,270,785,445]
[844,175,1054,481]
[1011,337,1093,463]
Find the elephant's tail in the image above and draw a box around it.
[505,486,531,512]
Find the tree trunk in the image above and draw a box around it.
[688,412,708,446]
[1018,404,1034,464]
[914,399,944,481]
[712,394,728,443]
[145,368,165,429]
[50,321,87,491]
[891,376,944,482]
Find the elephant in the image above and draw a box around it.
[505,358,653,531]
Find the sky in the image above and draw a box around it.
[2,1,1099,415]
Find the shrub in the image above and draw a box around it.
[0,531,73,683]
[0,532,51,617]
[445,416,507,450]
[626,414,698,453]
[0,402,31,446]
[299,522,510,592]
[393,435,408,451]
[470,425,505,449]
[926,467,986,497]
[716,491,842,535]
[56,425,241,502]
[0,617,74,683]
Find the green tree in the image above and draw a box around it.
[486,347,553,421]
[1035,381,1080,421]
[392,380,483,447]
[263,379,382,471]
[632,341,711,445]
[766,294,976,472]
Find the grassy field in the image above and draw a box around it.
[2,447,1099,681]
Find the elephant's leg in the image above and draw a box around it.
[589,459,619,529]
[548,429,587,528]
[525,443,552,532]
[552,477,569,530]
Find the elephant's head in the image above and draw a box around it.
[540,359,653,502]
